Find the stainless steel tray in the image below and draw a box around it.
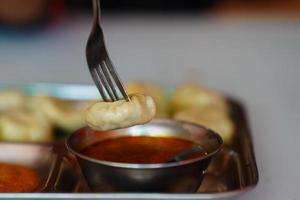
[0,84,258,200]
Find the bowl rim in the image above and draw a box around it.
[66,118,223,169]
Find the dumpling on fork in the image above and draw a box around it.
[85,94,156,131]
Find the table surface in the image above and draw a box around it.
[0,14,299,200]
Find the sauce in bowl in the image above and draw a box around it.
[0,162,40,192]
[81,136,207,164]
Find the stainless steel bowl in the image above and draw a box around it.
[66,119,223,193]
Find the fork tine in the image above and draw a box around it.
[100,61,120,100]
[87,0,129,102]
[90,68,110,102]
[104,57,130,101]
[95,64,117,101]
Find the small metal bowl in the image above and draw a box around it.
[66,119,223,193]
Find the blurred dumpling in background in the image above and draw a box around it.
[27,96,96,132]
[0,82,235,143]
[0,91,26,112]
[171,83,234,144]
[0,110,52,142]
[126,81,170,117]
[170,83,228,114]
[0,88,98,142]
[173,106,234,144]
[0,91,53,142]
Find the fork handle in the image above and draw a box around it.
[93,0,101,24]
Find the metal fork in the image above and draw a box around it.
[86,0,129,102]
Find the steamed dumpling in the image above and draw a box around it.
[174,106,234,144]
[170,83,228,114]
[0,110,52,142]
[0,91,26,112]
[85,94,156,131]
[27,96,95,132]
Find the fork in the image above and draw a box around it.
[86,0,129,102]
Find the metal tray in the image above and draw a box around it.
[0,84,258,200]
